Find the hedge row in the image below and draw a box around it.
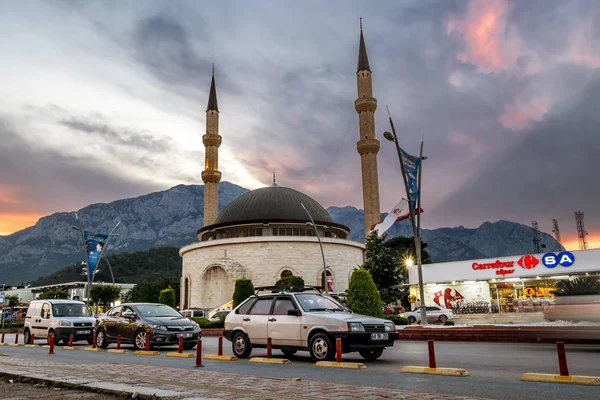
[191,317,225,329]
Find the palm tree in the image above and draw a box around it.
[553,277,600,296]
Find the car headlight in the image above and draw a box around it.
[399,314,407,318]
[193,323,200,330]
[58,320,72,327]
[384,322,396,332]
[148,324,167,331]
[348,322,364,332]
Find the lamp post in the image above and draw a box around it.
[301,203,328,293]
[383,120,427,324]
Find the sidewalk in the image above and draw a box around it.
[0,356,488,400]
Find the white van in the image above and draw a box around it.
[24,299,96,345]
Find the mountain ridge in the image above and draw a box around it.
[0,182,564,284]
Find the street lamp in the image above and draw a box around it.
[301,203,328,293]
[383,128,427,325]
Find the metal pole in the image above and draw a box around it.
[386,107,426,324]
[416,140,426,325]
[301,203,328,293]
[88,221,121,310]
[74,213,90,308]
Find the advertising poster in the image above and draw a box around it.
[84,231,109,280]
[418,282,491,309]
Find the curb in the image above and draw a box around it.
[315,361,367,370]
[83,348,104,352]
[203,354,238,361]
[133,350,161,356]
[24,344,38,348]
[62,347,79,351]
[400,366,469,377]
[521,373,600,386]
[107,349,129,354]
[249,357,290,364]
[8,344,22,347]
[0,343,8,346]
[165,352,195,358]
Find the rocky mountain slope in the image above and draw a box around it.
[0,182,563,284]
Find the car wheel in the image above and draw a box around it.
[183,342,196,350]
[133,330,148,350]
[309,333,335,363]
[281,349,297,358]
[47,330,56,345]
[408,316,416,324]
[231,331,252,359]
[23,329,32,345]
[359,348,384,361]
[96,328,109,349]
[439,315,448,323]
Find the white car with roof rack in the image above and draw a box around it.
[223,286,399,362]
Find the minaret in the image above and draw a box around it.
[355,19,381,236]
[202,65,222,226]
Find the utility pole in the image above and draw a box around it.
[552,218,561,243]
[575,211,588,250]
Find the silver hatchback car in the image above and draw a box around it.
[224,286,399,362]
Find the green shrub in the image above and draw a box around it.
[275,275,304,289]
[2,322,24,329]
[232,278,255,308]
[346,268,383,318]
[384,315,410,326]
[158,286,176,308]
[191,317,225,328]
[443,320,455,326]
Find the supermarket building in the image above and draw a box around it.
[408,248,600,313]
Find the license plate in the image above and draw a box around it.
[76,330,91,335]
[176,333,192,338]
[370,333,389,341]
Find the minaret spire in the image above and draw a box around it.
[354,20,381,237]
[202,66,222,227]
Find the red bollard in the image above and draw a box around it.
[556,341,569,376]
[15,333,19,345]
[178,336,183,353]
[267,337,272,359]
[92,332,97,349]
[218,336,223,356]
[1,333,4,344]
[427,339,437,369]
[30,334,35,345]
[48,334,55,355]
[145,333,150,351]
[335,337,342,363]
[68,334,73,348]
[194,339,204,368]
[116,334,121,350]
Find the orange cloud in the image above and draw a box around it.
[498,96,549,131]
[562,235,600,252]
[447,0,521,73]
[0,213,41,236]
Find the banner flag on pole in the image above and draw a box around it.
[370,199,409,236]
[400,148,424,218]
[84,231,109,281]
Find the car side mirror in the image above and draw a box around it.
[287,309,300,316]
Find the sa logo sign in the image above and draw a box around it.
[542,251,575,268]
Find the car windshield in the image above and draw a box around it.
[136,304,182,318]
[295,294,346,312]
[52,303,91,317]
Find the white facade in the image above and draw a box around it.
[180,236,365,309]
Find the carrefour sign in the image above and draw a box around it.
[542,251,575,268]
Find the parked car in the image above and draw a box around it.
[399,306,454,324]
[180,309,211,319]
[224,286,399,362]
[23,299,95,345]
[209,310,230,322]
[95,303,201,350]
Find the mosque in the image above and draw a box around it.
[179,23,382,309]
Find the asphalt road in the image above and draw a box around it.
[2,334,599,400]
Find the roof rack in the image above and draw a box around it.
[254,285,325,295]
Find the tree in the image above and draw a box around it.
[90,285,121,306]
[158,286,176,308]
[275,275,304,289]
[346,268,383,318]
[232,278,254,307]
[5,295,20,308]
[554,277,600,296]
[37,289,69,300]
[362,232,401,305]
[122,279,180,305]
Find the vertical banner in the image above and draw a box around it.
[400,148,422,215]
[84,231,109,281]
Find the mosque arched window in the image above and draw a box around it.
[280,269,293,279]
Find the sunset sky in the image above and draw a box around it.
[1,0,599,250]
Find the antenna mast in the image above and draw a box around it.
[551,218,561,243]
[575,211,588,250]
[532,221,542,253]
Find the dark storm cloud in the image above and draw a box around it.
[431,70,600,233]
[0,118,163,215]
[60,116,171,153]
